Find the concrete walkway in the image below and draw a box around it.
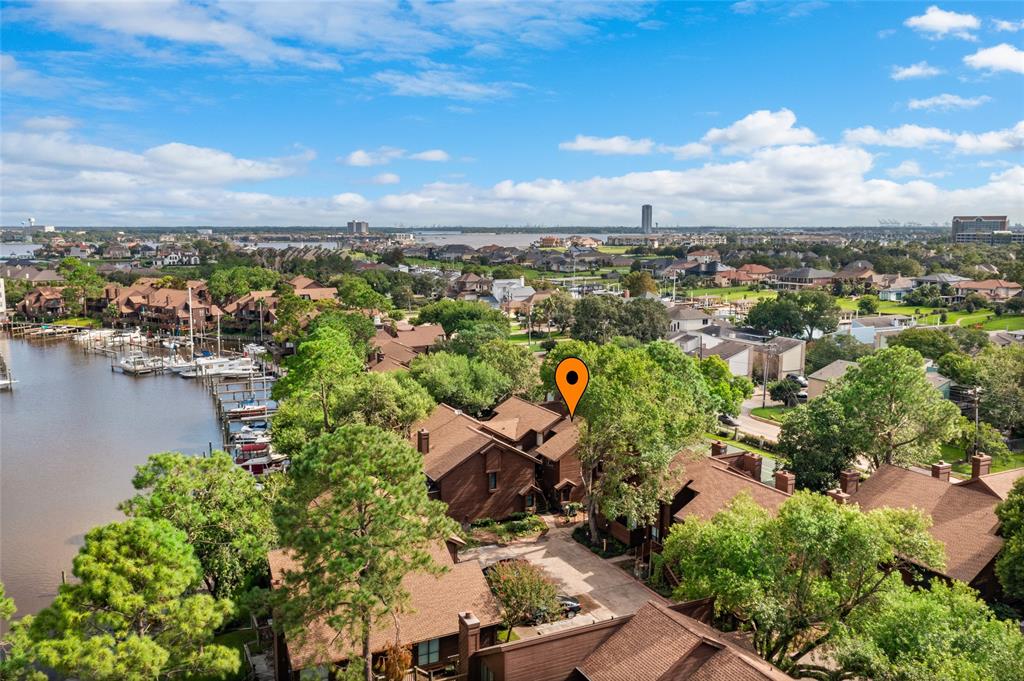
[736,391,782,442]
[462,519,668,639]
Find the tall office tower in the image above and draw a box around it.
[347,220,370,234]
[641,204,653,233]
[951,216,1018,244]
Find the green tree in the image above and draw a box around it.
[768,378,803,407]
[535,289,575,335]
[486,560,561,640]
[575,341,714,541]
[491,264,525,279]
[888,327,959,360]
[274,426,458,681]
[832,581,1024,681]
[208,266,280,302]
[119,451,277,600]
[805,334,872,374]
[415,299,508,337]
[409,351,510,415]
[937,351,978,385]
[700,355,754,416]
[477,339,541,398]
[15,519,237,681]
[995,477,1024,600]
[271,289,316,344]
[745,296,805,338]
[441,321,510,356]
[57,257,105,316]
[570,295,623,344]
[336,275,391,311]
[832,346,962,470]
[954,419,1011,460]
[662,491,943,675]
[313,310,377,360]
[273,325,363,429]
[857,295,879,315]
[778,394,860,492]
[794,289,841,338]
[329,371,435,435]
[621,270,657,297]
[974,344,1024,434]
[618,298,670,342]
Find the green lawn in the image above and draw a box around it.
[750,406,792,423]
[55,317,101,328]
[921,444,1024,478]
[185,629,257,681]
[981,315,1024,331]
[703,432,774,456]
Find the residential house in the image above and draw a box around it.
[833,260,875,283]
[102,244,131,259]
[105,280,221,332]
[737,263,773,281]
[877,276,916,302]
[488,277,536,314]
[481,397,585,507]
[16,286,66,319]
[537,236,565,248]
[0,265,64,284]
[843,459,1016,598]
[667,305,714,334]
[285,275,337,301]
[569,236,602,248]
[840,314,916,348]
[269,539,502,680]
[412,404,541,523]
[669,321,805,380]
[953,279,1022,302]
[368,322,445,372]
[452,272,491,295]
[806,359,858,399]
[687,249,721,264]
[773,267,834,290]
[469,599,790,681]
[222,290,278,331]
[158,250,201,266]
[439,244,478,262]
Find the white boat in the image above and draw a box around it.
[119,353,163,375]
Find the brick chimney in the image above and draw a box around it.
[931,461,951,482]
[417,429,430,454]
[839,469,860,495]
[971,454,992,479]
[710,441,728,458]
[458,612,481,678]
[741,452,763,481]
[828,489,851,504]
[774,470,795,494]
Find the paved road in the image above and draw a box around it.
[735,391,782,442]
[462,519,667,638]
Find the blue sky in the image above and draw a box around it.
[1,1,1022,227]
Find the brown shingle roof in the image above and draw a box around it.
[808,359,857,382]
[672,457,789,523]
[535,418,579,462]
[848,464,1004,583]
[956,467,1024,501]
[482,396,562,441]
[411,405,538,481]
[269,541,501,670]
[577,601,790,681]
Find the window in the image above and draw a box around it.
[416,638,440,665]
[525,493,534,508]
[488,472,498,491]
[560,486,571,502]
[650,523,660,541]
[480,662,495,681]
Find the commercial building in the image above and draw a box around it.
[347,219,369,234]
[641,204,653,233]
[951,216,1022,244]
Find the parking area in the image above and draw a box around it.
[462,519,668,637]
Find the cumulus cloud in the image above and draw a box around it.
[342,146,451,166]
[904,5,979,40]
[843,124,955,147]
[409,149,450,162]
[908,93,991,111]
[659,143,712,159]
[21,115,78,131]
[886,160,946,179]
[964,44,1024,75]
[891,61,944,80]
[993,19,1024,32]
[371,173,401,185]
[954,121,1024,154]
[559,135,655,155]
[701,108,817,153]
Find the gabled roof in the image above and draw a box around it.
[957,468,1024,501]
[668,306,713,321]
[576,601,790,681]
[269,541,501,671]
[482,396,562,442]
[808,359,857,382]
[534,418,580,462]
[848,464,1004,583]
[672,457,789,523]
[777,267,834,279]
[412,405,538,481]
[702,340,750,361]
[738,263,773,274]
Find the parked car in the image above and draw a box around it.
[796,390,809,403]
[530,595,582,623]
[718,413,741,427]
[558,595,582,618]
[787,373,808,387]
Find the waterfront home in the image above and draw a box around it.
[0,265,64,285]
[412,404,542,523]
[285,275,337,301]
[16,286,67,319]
[772,267,835,290]
[368,322,444,372]
[952,279,1023,302]
[222,290,278,331]
[269,538,501,680]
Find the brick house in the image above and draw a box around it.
[368,323,445,372]
[412,405,542,523]
[269,539,501,679]
[103,279,221,332]
[773,267,834,290]
[221,290,278,331]
[285,275,337,301]
[16,286,66,319]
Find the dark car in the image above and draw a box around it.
[787,373,808,387]
[718,413,741,427]
[558,595,582,618]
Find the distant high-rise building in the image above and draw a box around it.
[951,215,1020,244]
[641,204,653,233]
[347,220,370,235]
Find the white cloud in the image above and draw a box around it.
[370,69,524,100]
[701,108,817,153]
[964,44,1024,75]
[0,54,138,110]
[891,61,944,80]
[371,173,401,185]
[343,147,405,167]
[559,135,655,155]
[21,115,78,131]
[409,149,450,162]
[844,124,955,147]
[955,121,1024,154]
[908,93,991,111]
[993,19,1024,32]
[886,160,946,179]
[659,142,712,159]
[904,6,979,40]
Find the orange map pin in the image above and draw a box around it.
[555,357,589,420]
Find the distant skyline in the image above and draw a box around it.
[1,1,1022,227]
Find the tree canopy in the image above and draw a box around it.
[274,426,457,681]
[805,334,873,374]
[409,350,511,415]
[995,476,1024,600]
[746,290,840,339]
[414,299,508,336]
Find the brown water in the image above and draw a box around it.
[0,338,222,624]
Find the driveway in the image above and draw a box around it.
[462,520,668,637]
[736,391,782,442]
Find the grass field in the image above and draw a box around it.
[921,443,1024,478]
[981,315,1024,331]
[750,406,792,422]
[55,317,101,328]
